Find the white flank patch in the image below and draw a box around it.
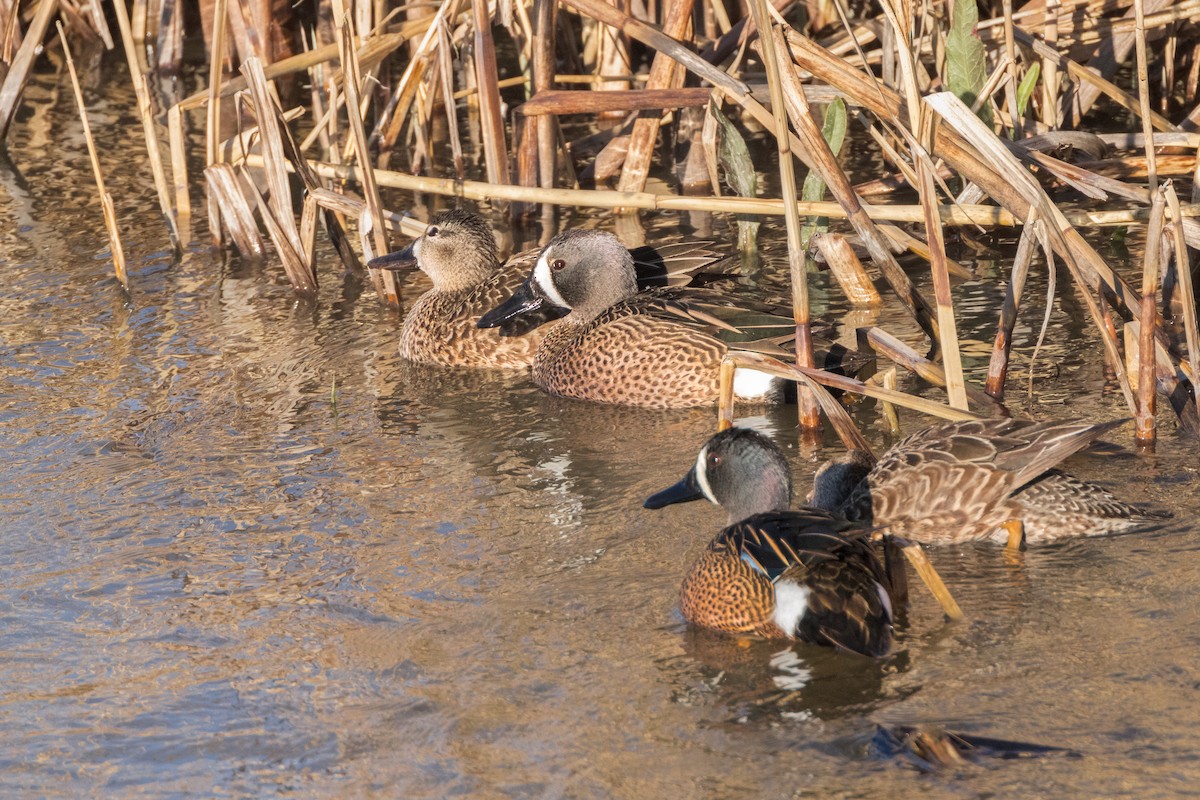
[874,582,893,622]
[693,445,717,505]
[733,368,780,401]
[771,580,811,638]
[532,251,571,309]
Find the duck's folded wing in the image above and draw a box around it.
[631,241,727,288]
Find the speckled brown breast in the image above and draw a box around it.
[398,264,556,369]
[679,543,782,637]
[530,307,726,409]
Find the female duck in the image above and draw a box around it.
[478,229,786,409]
[645,428,894,657]
[369,209,562,369]
[808,417,1170,546]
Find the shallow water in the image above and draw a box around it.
[1,67,1198,798]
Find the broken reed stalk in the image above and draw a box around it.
[205,162,265,258]
[617,0,694,199]
[717,359,735,431]
[112,0,180,250]
[205,0,229,246]
[985,216,1038,400]
[916,154,969,411]
[756,16,818,433]
[0,0,58,143]
[1137,189,1167,446]
[471,0,510,188]
[880,367,901,436]
[813,233,881,305]
[167,104,190,230]
[860,326,1003,413]
[896,541,965,621]
[1165,185,1200,423]
[1133,0,1160,189]
[334,10,396,302]
[57,20,126,288]
[533,0,558,193]
[717,353,875,455]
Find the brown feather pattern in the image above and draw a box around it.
[824,418,1167,544]
[680,511,893,657]
[533,289,736,408]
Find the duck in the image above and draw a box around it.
[477,228,826,408]
[368,209,720,369]
[644,427,894,657]
[807,417,1170,546]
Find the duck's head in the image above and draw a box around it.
[478,229,637,329]
[807,450,873,512]
[368,209,497,292]
[644,427,793,525]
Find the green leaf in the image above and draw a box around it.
[799,97,847,252]
[1016,62,1040,116]
[945,0,993,127]
[712,103,760,253]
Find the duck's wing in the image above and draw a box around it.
[631,241,727,288]
[728,511,893,657]
[609,288,868,368]
[882,418,1127,488]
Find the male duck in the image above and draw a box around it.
[478,228,807,408]
[645,427,894,657]
[808,417,1170,546]
[369,210,719,369]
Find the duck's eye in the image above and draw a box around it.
[552,258,566,272]
[426,226,439,238]
[708,453,722,467]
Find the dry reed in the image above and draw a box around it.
[0,0,1195,446]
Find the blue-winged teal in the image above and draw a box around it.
[477,229,820,408]
[808,418,1170,546]
[644,428,894,656]
[369,210,720,369]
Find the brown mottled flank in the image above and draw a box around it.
[532,292,731,409]
[814,418,1170,545]
[680,516,892,657]
[1011,470,1171,541]
[399,257,549,369]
